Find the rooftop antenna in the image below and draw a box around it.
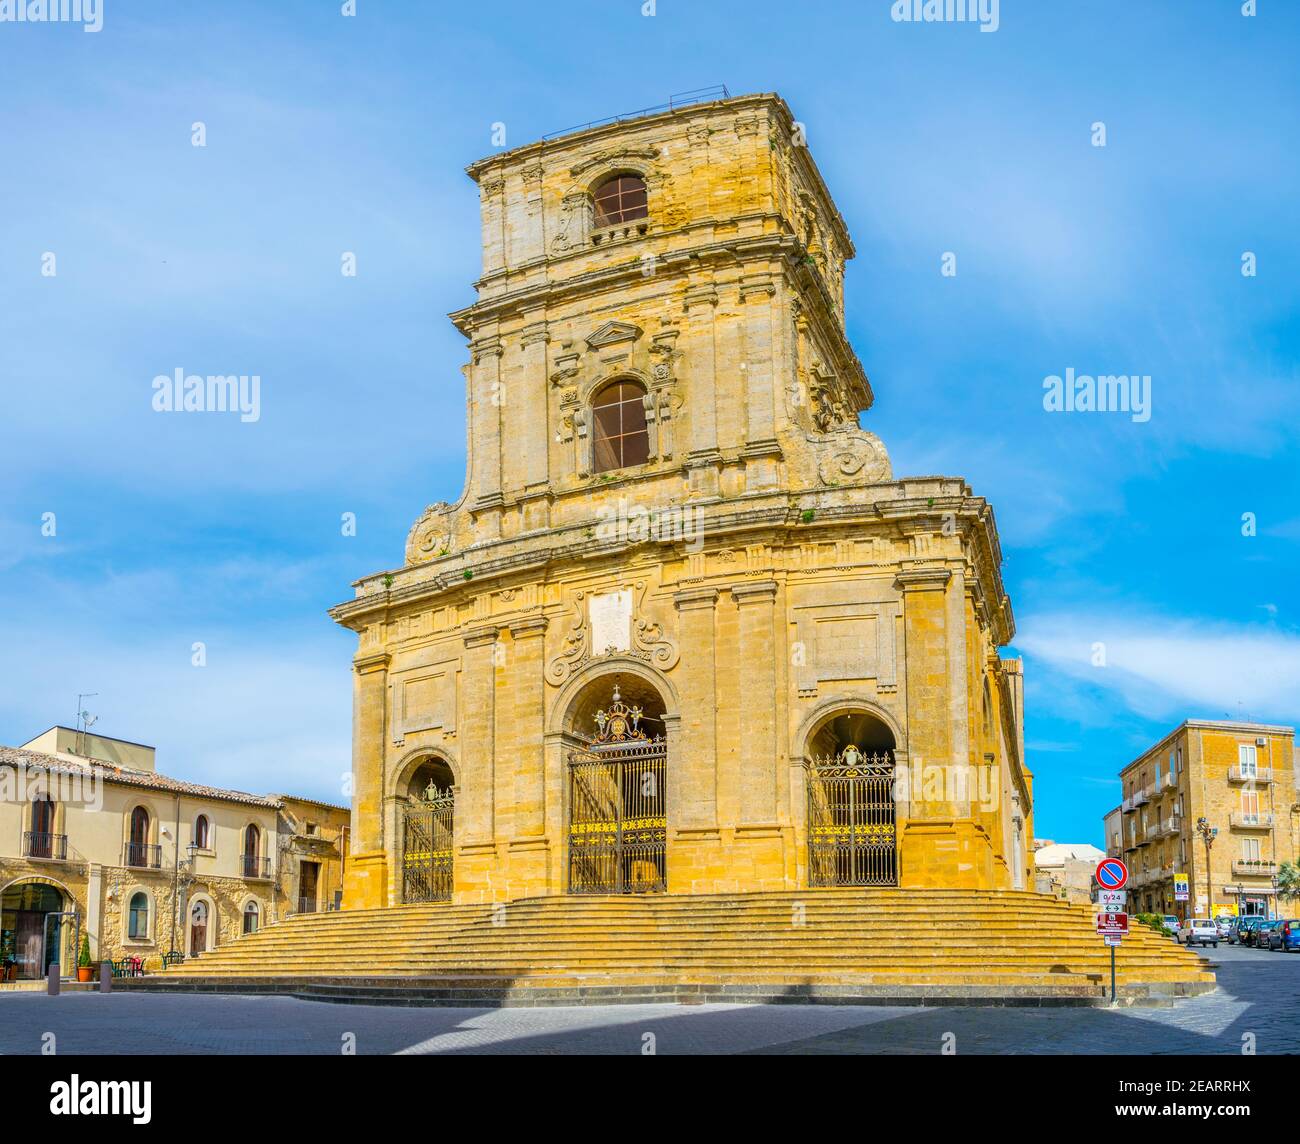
[75,693,98,756]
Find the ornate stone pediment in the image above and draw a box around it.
[405,502,455,566]
[584,321,643,351]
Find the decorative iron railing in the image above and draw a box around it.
[568,739,667,895]
[807,750,898,887]
[23,831,67,860]
[122,842,161,869]
[402,789,454,903]
[242,855,271,879]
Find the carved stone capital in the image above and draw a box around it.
[731,579,778,606]
[508,616,549,640]
[673,586,720,612]
[463,625,500,649]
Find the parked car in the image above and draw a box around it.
[1268,919,1300,952]
[1236,917,1263,946]
[1215,917,1234,940]
[1254,920,1281,949]
[1162,915,1180,936]
[1176,918,1219,947]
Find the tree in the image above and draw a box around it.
[1276,861,1300,905]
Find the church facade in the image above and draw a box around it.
[331,92,1033,910]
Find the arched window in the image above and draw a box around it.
[194,814,210,850]
[242,900,260,935]
[593,174,647,226]
[128,806,150,867]
[591,379,650,473]
[128,892,149,940]
[29,797,55,858]
[243,824,261,878]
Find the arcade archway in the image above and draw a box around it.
[564,674,668,895]
[400,755,455,903]
[804,708,898,887]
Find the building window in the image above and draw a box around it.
[194,814,211,850]
[593,174,648,226]
[591,379,650,472]
[126,806,151,867]
[128,892,148,940]
[243,901,260,935]
[1155,761,1163,787]
[1242,837,1261,862]
[1241,789,1260,817]
[1239,743,1258,777]
[243,824,261,878]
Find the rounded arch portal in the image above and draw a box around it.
[799,700,899,889]
[560,669,670,896]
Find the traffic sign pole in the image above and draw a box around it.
[1093,860,1129,1004]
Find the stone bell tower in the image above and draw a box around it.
[332,92,1032,909]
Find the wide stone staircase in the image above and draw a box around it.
[118,888,1215,1007]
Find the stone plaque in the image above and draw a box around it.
[589,589,632,654]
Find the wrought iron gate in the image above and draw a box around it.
[807,746,897,886]
[567,685,667,894]
[402,787,454,903]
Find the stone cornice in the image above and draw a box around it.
[330,478,1015,646]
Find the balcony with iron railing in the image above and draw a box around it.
[1230,812,1275,830]
[1155,816,1182,838]
[1130,788,1151,807]
[1228,766,1273,784]
[1232,859,1280,877]
[22,831,68,861]
[122,841,162,869]
[242,855,272,880]
[295,896,317,915]
[1157,772,1179,793]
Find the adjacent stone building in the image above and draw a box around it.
[1112,720,1298,920]
[331,91,1034,910]
[1,728,347,979]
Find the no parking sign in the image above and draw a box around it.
[1096,857,1128,890]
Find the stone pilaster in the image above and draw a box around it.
[733,580,779,825]
[470,336,505,540]
[343,648,389,909]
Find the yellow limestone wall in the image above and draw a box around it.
[333,93,1032,909]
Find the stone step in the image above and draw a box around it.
[128,887,1211,1003]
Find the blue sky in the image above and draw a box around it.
[1,0,1297,843]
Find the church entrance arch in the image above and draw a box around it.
[400,756,455,903]
[804,709,898,887]
[564,675,668,895]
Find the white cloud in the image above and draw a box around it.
[1018,614,1300,725]
[0,626,352,806]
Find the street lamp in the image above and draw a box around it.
[1196,817,1218,918]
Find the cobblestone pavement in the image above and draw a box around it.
[0,945,1293,1054]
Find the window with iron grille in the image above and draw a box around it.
[591,379,649,472]
[593,174,648,225]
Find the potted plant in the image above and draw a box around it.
[76,934,94,983]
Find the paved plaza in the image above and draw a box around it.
[0,946,1294,1055]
